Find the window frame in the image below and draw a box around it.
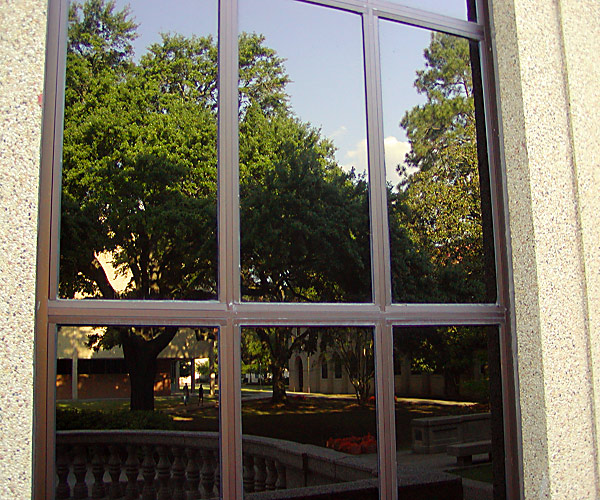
[33,0,522,498]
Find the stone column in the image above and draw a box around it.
[0,1,47,498]
[492,0,600,496]
[72,353,79,400]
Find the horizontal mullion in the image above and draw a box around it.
[295,0,367,15]
[374,2,484,40]
[47,299,504,326]
[294,0,483,41]
[47,299,229,326]
[385,303,505,325]
[233,302,381,326]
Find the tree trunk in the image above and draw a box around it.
[271,363,287,403]
[444,370,460,399]
[122,334,159,411]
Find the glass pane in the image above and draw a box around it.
[393,325,505,496]
[380,21,496,303]
[384,0,472,21]
[241,327,378,496]
[55,325,220,498]
[239,0,372,303]
[59,0,218,300]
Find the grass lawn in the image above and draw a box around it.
[57,394,487,449]
[449,463,493,484]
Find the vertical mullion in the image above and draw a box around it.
[363,9,392,309]
[218,0,242,498]
[35,0,66,498]
[219,320,243,499]
[479,1,523,493]
[375,322,397,500]
[218,0,241,306]
[364,9,396,500]
[47,0,68,301]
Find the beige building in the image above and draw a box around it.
[1,0,599,499]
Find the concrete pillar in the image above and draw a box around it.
[209,340,216,396]
[174,360,181,392]
[191,358,196,393]
[72,354,78,400]
[0,1,47,497]
[492,0,600,496]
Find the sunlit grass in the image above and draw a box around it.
[448,463,493,484]
[57,393,488,448]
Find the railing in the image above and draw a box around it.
[55,430,377,499]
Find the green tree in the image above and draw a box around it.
[396,32,485,302]
[243,327,320,403]
[320,328,375,406]
[60,2,291,410]
[394,326,487,399]
[392,33,491,397]
[238,103,373,403]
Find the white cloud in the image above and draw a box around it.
[329,125,348,141]
[342,138,368,175]
[383,136,414,190]
[339,135,415,190]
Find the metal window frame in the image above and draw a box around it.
[33,0,522,499]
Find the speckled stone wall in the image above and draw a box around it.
[1,0,598,498]
[491,0,600,497]
[0,1,48,498]
[558,0,600,483]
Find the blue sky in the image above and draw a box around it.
[114,0,467,188]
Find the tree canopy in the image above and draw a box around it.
[394,32,486,303]
[60,1,489,408]
[393,33,490,397]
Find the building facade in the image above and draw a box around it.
[1,1,599,499]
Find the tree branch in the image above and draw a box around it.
[86,256,117,299]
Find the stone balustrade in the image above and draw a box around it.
[55,430,376,499]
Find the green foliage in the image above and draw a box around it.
[391,33,490,394]
[395,325,488,399]
[240,105,371,303]
[56,408,175,430]
[320,328,375,405]
[397,32,484,303]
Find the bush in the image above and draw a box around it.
[56,408,176,431]
[326,433,377,455]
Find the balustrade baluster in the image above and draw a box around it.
[253,456,266,492]
[171,446,185,500]
[199,449,215,498]
[274,460,286,490]
[55,445,71,500]
[125,444,141,500]
[242,454,255,493]
[73,445,89,499]
[265,458,277,490]
[141,445,157,500]
[185,448,200,500]
[91,445,107,499]
[156,446,172,500]
[108,444,123,499]
[214,454,220,498]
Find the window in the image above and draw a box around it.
[335,359,343,379]
[35,0,520,498]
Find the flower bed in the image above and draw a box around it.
[326,434,377,455]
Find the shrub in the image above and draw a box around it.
[56,408,176,430]
[326,433,377,455]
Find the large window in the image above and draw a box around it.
[35,0,520,498]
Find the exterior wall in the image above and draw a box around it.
[0,0,47,498]
[491,0,600,497]
[55,359,173,400]
[1,1,599,498]
[57,326,214,360]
